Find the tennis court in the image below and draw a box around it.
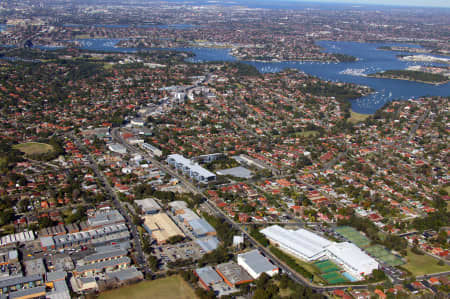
[321,271,348,284]
[314,260,340,273]
[335,226,371,248]
[365,245,404,267]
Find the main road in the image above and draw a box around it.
[69,133,150,275]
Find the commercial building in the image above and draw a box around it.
[0,231,35,247]
[325,242,379,280]
[105,267,144,285]
[8,286,46,299]
[216,261,253,287]
[142,143,162,157]
[188,218,216,238]
[260,225,332,261]
[45,223,129,250]
[260,225,379,280]
[0,274,44,295]
[107,143,127,154]
[143,213,185,244]
[195,237,220,253]
[167,154,216,183]
[237,250,279,279]
[194,266,223,290]
[135,198,161,215]
[168,201,188,214]
[73,256,130,277]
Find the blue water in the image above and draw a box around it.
[73,38,449,114]
[342,272,358,282]
[63,24,197,30]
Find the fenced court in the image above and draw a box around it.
[314,260,349,284]
[314,260,340,273]
[334,226,371,248]
[321,271,348,284]
[365,245,404,267]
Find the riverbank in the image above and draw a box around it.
[367,70,450,86]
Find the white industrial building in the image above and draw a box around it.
[325,242,379,280]
[260,225,379,281]
[135,198,161,215]
[108,143,127,154]
[237,250,279,279]
[167,154,216,183]
[260,225,332,262]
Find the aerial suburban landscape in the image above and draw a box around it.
[0,0,449,298]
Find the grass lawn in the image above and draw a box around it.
[403,248,450,276]
[294,130,319,138]
[98,275,198,299]
[348,110,370,124]
[290,255,327,284]
[13,142,54,155]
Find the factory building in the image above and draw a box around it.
[260,225,379,281]
[260,225,332,262]
[237,250,279,279]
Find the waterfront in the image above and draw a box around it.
[73,38,449,114]
[21,38,450,114]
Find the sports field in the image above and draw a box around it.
[97,275,198,299]
[335,226,371,248]
[13,142,54,155]
[365,245,404,267]
[403,249,450,277]
[314,260,349,284]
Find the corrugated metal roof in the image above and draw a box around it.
[195,266,223,285]
[196,237,220,252]
[238,250,276,274]
[260,225,331,259]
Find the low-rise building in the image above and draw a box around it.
[135,198,161,215]
[195,266,223,290]
[216,261,253,287]
[143,213,185,244]
[237,250,279,279]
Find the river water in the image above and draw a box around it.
[36,38,450,114]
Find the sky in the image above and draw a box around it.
[282,0,450,8]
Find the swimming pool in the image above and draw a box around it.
[342,272,358,282]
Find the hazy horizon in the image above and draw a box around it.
[266,0,450,8]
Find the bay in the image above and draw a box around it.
[59,38,450,114]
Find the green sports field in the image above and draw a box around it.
[13,142,54,155]
[97,275,198,299]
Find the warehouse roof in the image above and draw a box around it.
[195,266,223,286]
[196,237,220,252]
[188,218,216,236]
[0,274,42,289]
[83,249,128,263]
[260,225,332,259]
[75,256,130,273]
[216,261,253,285]
[9,286,46,299]
[105,267,143,282]
[326,242,379,274]
[135,198,160,212]
[238,250,277,274]
[144,213,184,243]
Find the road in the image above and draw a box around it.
[111,128,387,292]
[69,133,150,275]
